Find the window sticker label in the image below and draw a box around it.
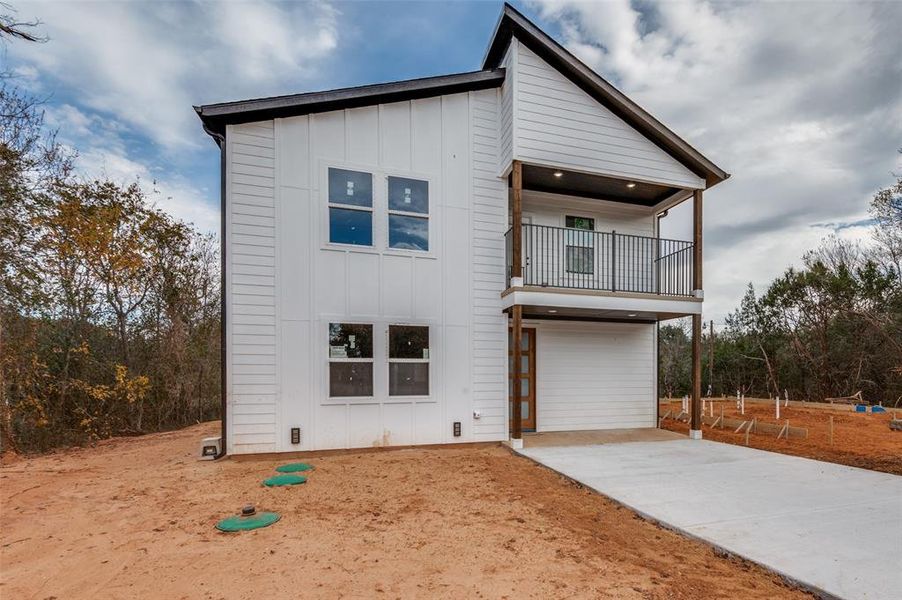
[330,346,347,358]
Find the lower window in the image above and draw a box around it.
[328,323,373,397]
[388,325,429,396]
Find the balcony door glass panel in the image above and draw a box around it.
[565,215,596,285]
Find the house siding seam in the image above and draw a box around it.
[513,41,704,189]
[227,121,279,454]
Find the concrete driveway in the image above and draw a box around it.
[518,438,902,600]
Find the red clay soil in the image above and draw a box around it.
[661,399,902,475]
[1,422,810,599]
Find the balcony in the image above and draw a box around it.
[505,224,695,297]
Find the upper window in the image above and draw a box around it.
[328,323,374,397]
[388,325,429,396]
[565,215,595,274]
[388,176,429,251]
[328,168,373,246]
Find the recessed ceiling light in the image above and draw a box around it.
[548,309,557,313]
[553,171,563,178]
[626,182,637,189]
[627,313,637,317]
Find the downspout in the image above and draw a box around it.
[202,122,228,459]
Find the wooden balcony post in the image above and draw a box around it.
[511,160,523,282]
[691,189,703,437]
[511,304,523,441]
[509,160,524,443]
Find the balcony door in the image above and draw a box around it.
[508,327,537,431]
[564,215,596,288]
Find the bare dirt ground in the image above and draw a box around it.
[1,422,810,599]
[661,399,902,475]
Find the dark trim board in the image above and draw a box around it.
[215,128,227,459]
[196,69,506,137]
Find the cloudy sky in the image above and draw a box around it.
[3,0,901,323]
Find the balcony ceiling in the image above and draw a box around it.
[519,164,682,207]
[520,304,689,323]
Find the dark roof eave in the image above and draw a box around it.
[195,68,506,140]
[483,4,729,189]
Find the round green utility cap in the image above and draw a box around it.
[262,474,307,487]
[275,462,314,473]
[216,511,280,532]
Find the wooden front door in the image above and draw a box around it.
[508,328,537,431]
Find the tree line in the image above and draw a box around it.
[1,18,221,452]
[660,176,902,407]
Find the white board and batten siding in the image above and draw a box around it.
[508,38,704,190]
[224,91,509,453]
[535,321,657,431]
[220,35,704,453]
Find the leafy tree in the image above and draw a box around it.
[661,175,902,408]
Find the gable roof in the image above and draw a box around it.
[484,3,728,188]
[195,69,505,140]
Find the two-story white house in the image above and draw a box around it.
[195,4,728,456]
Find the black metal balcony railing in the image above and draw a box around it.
[505,224,694,297]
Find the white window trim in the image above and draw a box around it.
[327,322,375,401]
[387,324,431,399]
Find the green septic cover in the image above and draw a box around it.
[262,474,307,487]
[275,462,314,473]
[216,511,280,532]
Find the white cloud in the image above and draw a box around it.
[530,0,902,322]
[11,0,339,150]
[7,1,341,235]
[49,105,220,235]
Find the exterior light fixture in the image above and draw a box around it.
[553,171,563,178]
[627,313,637,317]
[626,182,637,189]
[548,309,557,313]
